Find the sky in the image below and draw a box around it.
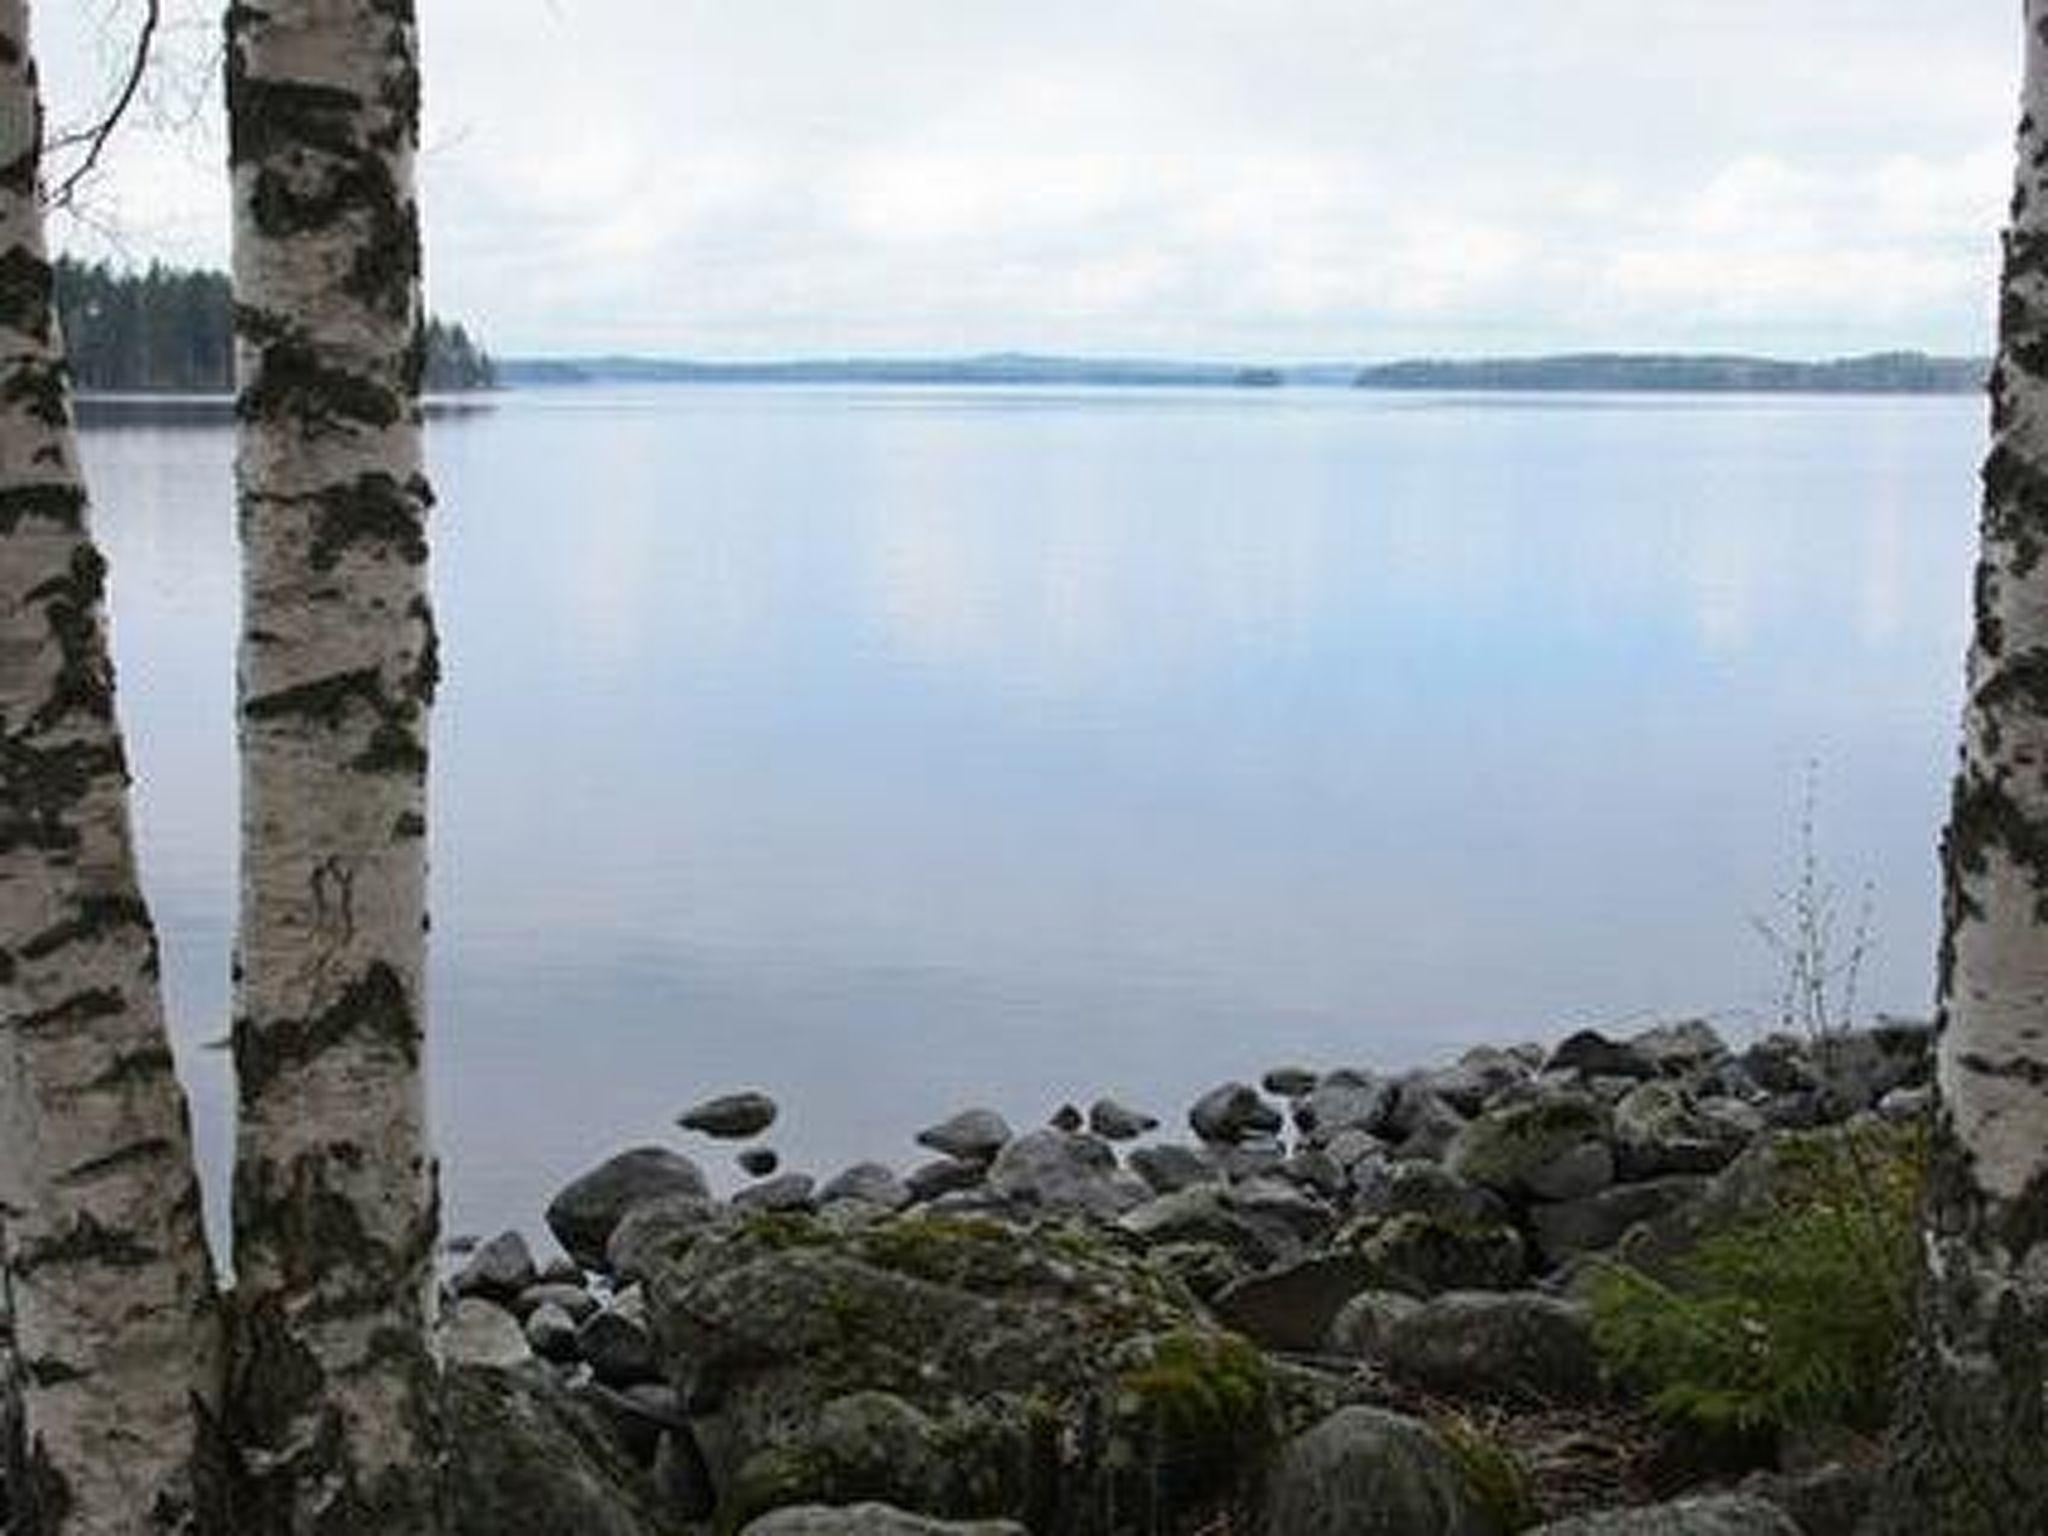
[33,1,2024,361]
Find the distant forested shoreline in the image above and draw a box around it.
[53,257,497,393]
[499,348,1985,394]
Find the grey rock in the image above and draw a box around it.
[1087,1096,1158,1140]
[604,1192,721,1286]
[1227,1175,1337,1241]
[1626,1019,1732,1078]
[1741,1033,1820,1093]
[546,1147,710,1269]
[1210,1137,1287,1182]
[651,1425,717,1518]
[1528,1176,1709,1265]
[1280,1148,1348,1199]
[1294,1075,1398,1143]
[453,1230,539,1303]
[1353,1212,1527,1296]
[1426,1045,1536,1117]
[1262,1065,1320,1097]
[1350,1158,1510,1228]
[1118,1185,1298,1268]
[1264,1406,1503,1536]
[739,1147,781,1178]
[538,1254,584,1285]
[733,1173,818,1214]
[1322,1129,1385,1170]
[526,1302,581,1363]
[741,1508,1026,1536]
[1545,1029,1657,1081]
[1613,1081,1750,1178]
[904,1157,984,1203]
[1448,1094,1616,1204]
[1876,1084,1932,1123]
[1212,1253,1383,1352]
[447,1363,678,1536]
[1188,1081,1283,1144]
[1381,1083,1470,1162]
[1128,1142,1216,1195]
[441,1297,532,1368]
[820,1163,914,1211]
[578,1287,659,1387]
[985,1129,1139,1216]
[1382,1291,1603,1404]
[515,1281,600,1323]
[1324,1288,1424,1357]
[915,1107,1013,1164]
[679,1089,779,1139]
[1048,1103,1084,1132]
[1526,1493,1799,1535]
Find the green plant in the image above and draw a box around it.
[1432,1410,1541,1533]
[1588,1121,1924,1436]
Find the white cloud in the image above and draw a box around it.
[30,0,2022,358]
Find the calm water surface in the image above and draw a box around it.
[77,385,1980,1241]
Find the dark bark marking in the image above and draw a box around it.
[0,245,50,337]
[306,471,429,570]
[242,665,383,728]
[3,357,70,429]
[14,988,124,1037]
[84,1044,175,1092]
[58,1136,175,1188]
[1946,770,2048,923]
[233,960,419,1107]
[0,482,83,535]
[20,1356,85,1389]
[15,1211,161,1274]
[18,893,150,962]
[0,739,126,857]
[238,336,401,431]
[1956,1050,2048,1088]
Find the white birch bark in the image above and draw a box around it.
[1879,5,2048,1528]
[225,1,442,1529]
[0,5,221,1530]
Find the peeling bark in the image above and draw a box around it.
[1877,6,2048,1530]
[0,4,221,1531]
[226,0,442,1530]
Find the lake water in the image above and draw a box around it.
[76,384,1982,1244]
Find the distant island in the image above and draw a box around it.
[500,348,1985,395]
[55,257,498,393]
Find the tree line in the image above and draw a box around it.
[52,254,496,392]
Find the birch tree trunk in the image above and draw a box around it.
[1876,6,2048,1529]
[225,1,442,1529]
[0,4,221,1530]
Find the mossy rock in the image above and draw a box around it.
[647,1211,1296,1534]
[1449,1094,1616,1203]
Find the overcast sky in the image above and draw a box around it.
[33,1,2023,360]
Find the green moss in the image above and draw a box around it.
[1432,1411,1540,1533]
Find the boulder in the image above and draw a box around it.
[734,1173,819,1215]
[741,1509,1026,1536]
[1526,1494,1799,1534]
[1211,1254,1383,1352]
[740,1147,782,1178]
[1426,1046,1535,1117]
[1350,1158,1510,1228]
[1528,1176,1709,1266]
[515,1281,600,1323]
[1188,1082,1283,1144]
[1118,1185,1302,1268]
[527,1302,582,1363]
[906,1158,985,1203]
[447,1363,683,1536]
[1323,1289,1423,1358]
[453,1230,539,1303]
[1263,1406,1504,1536]
[1449,1095,1615,1204]
[1262,1066,1319,1097]
[547,1148,710,1270]
[1625,1020,1731,1079]
[1293,1075,1398,1144]
[985,1129,1140,1216]
[645,1212,1292,1533]
[442,1297,532,1369]
[605,1193,721,1285]
[916,1109,1013,1165]
[1128,1143,1215,1195]
[1612,1082,1749,1178]
[820,1163,914,1211]
[1087,1097,1158,1141]
[1352,1213,1527,1296]
[1544,1030,1657,1081]
[1381,1291,1604,1405]
[679,1090,778,1139]
[579,1287,660,1387]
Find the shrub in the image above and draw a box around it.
[1587,1122,1923,1436]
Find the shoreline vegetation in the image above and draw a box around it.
[499,349,1984,395]
[441,1015,1930,1535]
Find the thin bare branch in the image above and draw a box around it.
[45,0,161,212]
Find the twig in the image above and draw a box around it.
[45,0,161,212]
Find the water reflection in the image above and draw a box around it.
[79,385,1976,1240]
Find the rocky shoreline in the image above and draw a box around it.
[440,1018,1934,1536]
